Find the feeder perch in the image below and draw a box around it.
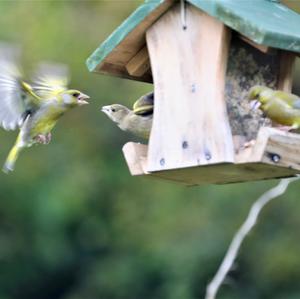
[87,0,300,185]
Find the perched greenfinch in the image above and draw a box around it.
[101,92,153,139]
[249,85,300,130]
[132,91,154,115]
[0,47,89,173]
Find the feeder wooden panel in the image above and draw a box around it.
[146,4,234,171]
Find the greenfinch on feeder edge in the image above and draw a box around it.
[248,85,300,130]
[101,92,153,139]
[0,45,90,173]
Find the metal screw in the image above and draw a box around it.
[267,152,280,163]
[182,141,188,149]
[271,154,280,163]
[205,153,212,161]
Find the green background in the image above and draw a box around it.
[0,1,299,299]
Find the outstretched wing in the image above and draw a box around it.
[0,43,28,131]
[31,62,69,99]
[133,91,154,116]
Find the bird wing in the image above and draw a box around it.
[31,62,69,99]
[133,91,154,116]
[274,91,300,110]
[0,43,30,130]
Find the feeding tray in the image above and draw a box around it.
[87,0,300,185]
[123,127,300,186]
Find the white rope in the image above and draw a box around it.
[180,0,187,30]
[205,176,300,299]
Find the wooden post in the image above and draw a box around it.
[146,3,234,172]
[277,51,296,92]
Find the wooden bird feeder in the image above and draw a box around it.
[87,0,300,186]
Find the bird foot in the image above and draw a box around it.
[243,139,256,149]
[45,132,52,144]
[275,125,296,132]
[35,133,51,145]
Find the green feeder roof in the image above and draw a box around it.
[86,0,300,82]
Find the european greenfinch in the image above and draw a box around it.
[101,92,153,139]
[132,91,154,115]
[0,47,89,173]
[249,85,300,130]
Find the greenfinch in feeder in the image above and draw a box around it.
[249,85,300,130]
[133,91,154,115]
[101,92,153,139]
[0,45,89,173]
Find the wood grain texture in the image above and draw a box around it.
[87,0,300,82]
[122,127,300,185]
[126,46,150,77]
[146,3,234,172]
[122,142,148,176]
[260,129,300,171]
[87,0,173,82]
[277,50,296,92]
[281,0,300,14]
[238,34,272,54]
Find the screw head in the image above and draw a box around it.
[182,141,188,149]
[272,154,280,163]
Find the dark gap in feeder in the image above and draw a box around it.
[226,37,280,142]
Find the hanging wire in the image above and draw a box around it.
[180,0,187,30]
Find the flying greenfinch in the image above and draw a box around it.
[249,85,300,130]
[0,46,89,173]
[101,92,153,139]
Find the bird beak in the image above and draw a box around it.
[250,100,261,111]
[101,106,110,115]
[78,93,90,106]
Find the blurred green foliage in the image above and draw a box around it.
[0,1,299,299]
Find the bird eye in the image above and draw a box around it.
[72,92,80,97]
[111,108,116,112]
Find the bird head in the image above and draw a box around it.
[59,89,90,108]
[248,85,272,110]
[101,104,130,125]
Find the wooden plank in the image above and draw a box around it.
[87,0,174,83]
[281,0,300,14]
[146,3,234,172]
[122,142,148,176]
[261,132,300,171]
[122,127,300,185]
[122,141,298,186]
[149,163,297,185]
[98,62,152,83]
[277,51,296,92]
[126,46,150,77]
[236,127,300,168]
[238,34,272,54]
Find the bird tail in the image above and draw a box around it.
[2,135,24,173]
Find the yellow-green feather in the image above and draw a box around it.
[3,134,23,173]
